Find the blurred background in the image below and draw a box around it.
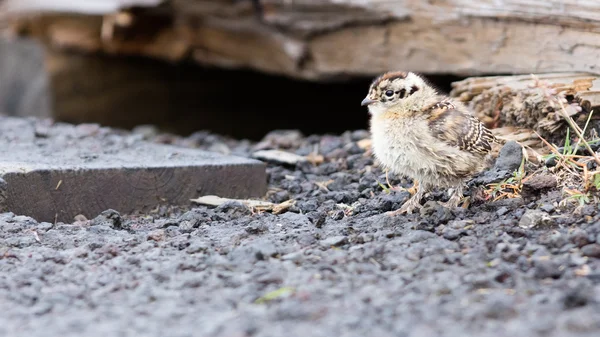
[0,0,598,139]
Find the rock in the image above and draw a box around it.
[330,210,345,220]
[319,136,344,155]
[186,241,209,254]
[581,244,600,258]
[320,236,348,248]
[483,295,517,319]
[519,210,552,229]
[91,209,122,229]
[540,203,556,213]
[307,211,326,228]
[245,221,268,234]
[496,207,509,216]
[230,239,279,266]
[470,141,523,185]
[569,229,591,248]
[533,259,563,279]
[521,174,558,200]
[442,229,464,241]
[250,240,279,261]
[281,251,303,262]
[419,201,454,225]
[562,286,590,309]
[147,229,165,242]
[215,201,252,217]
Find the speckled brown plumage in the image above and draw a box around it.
[427,102,495,155]
[362,71,496,215]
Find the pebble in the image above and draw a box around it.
[539,203,555,213]
[581,244,600,258]
[569,229,590,248]
[91,209,122,229]
[533,259,563,279]
[471,141,523,185]
[519,209,552,229]
[320,236,348,248]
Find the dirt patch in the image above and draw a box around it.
[1,121,599,336]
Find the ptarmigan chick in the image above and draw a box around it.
[362,71,496,215]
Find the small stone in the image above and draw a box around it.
[351,130,370,141]
[442,229,463,241]
[519,209,552,229]
[562,287,590,309]
[91,209,122,229]
[307,211,326,228]
[37,222,53,231]
[186,241,209,254]
[296,233,316,246]
[569,229,590,248]
[319,136,343,155]
[471,141,523,185]
[281,251,303,262]
[419,201,454,225]
[147,229,165,242]
[521,174,557,199]
[540,203,555,213]
[320,236,347,248]
[483,295,516,319]
[251,240,278,260]
[215,201,251,217]
[271,190,291,204]
[533,259,563,279]
[496,207,509,216]
[246,221,268,234]
[179,220,199,233]
[581,244,600,258]
[415,221,436,232]
[581,204,596,216]
[330,210,345,220]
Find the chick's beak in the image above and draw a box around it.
[361,97,377,106]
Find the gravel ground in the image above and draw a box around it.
[1,120,600,337]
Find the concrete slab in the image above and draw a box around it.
[0,117,267,222]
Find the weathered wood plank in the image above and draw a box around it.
[450,72,600,150]
[3,0,600,79]
[0,117,267,222]
[2,0,163,15]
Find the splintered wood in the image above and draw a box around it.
[450,73,600,160]
[191,195,295,214]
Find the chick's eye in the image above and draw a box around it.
[385,90,394,97]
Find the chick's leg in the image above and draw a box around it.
[387,182,429,216]
[441,184,464,209]
[407,180,419,195]
[386,170,418,196]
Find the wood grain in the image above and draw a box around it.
[3,0,600,79]
[450,72,600,147]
